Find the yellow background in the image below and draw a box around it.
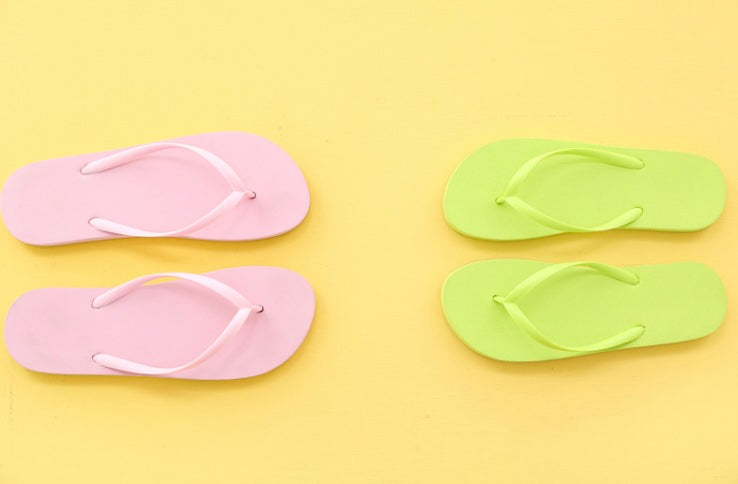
[1,1,737,482]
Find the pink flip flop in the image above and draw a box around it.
[5,266,315,379]
[1,132,310,245]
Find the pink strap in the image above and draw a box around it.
[81,142,256,237]
[91,272,263,376]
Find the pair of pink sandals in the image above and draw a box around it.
[1,132,315,380]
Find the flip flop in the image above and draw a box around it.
[5,266,315,379]
[442,259,725,362]
[443,139,725,240]
[1,131,310,245]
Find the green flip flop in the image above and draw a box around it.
[442,259,725,362]
[443,139,725,240]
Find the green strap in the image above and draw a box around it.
[492,261,646,353]
[495,148,646,233]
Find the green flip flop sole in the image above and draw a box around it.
[443,139,725,240]
[442,259,726,362]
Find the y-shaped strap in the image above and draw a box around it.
[81,142,256,237]
[495,148,645,232]
[91,272,263,375]
[492,261,646,352]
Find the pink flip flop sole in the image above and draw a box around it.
[1,132,310,245]
[5,266,315,380]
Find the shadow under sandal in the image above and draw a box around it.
[442,259,725,362]
[443,139,725,240]
[5,266,315,379]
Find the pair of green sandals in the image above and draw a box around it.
[442,139,726,362]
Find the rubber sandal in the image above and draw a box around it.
[1,132,310,245]
[442,259,725,362]
[5,266,315,379]
[443,139,725,240]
